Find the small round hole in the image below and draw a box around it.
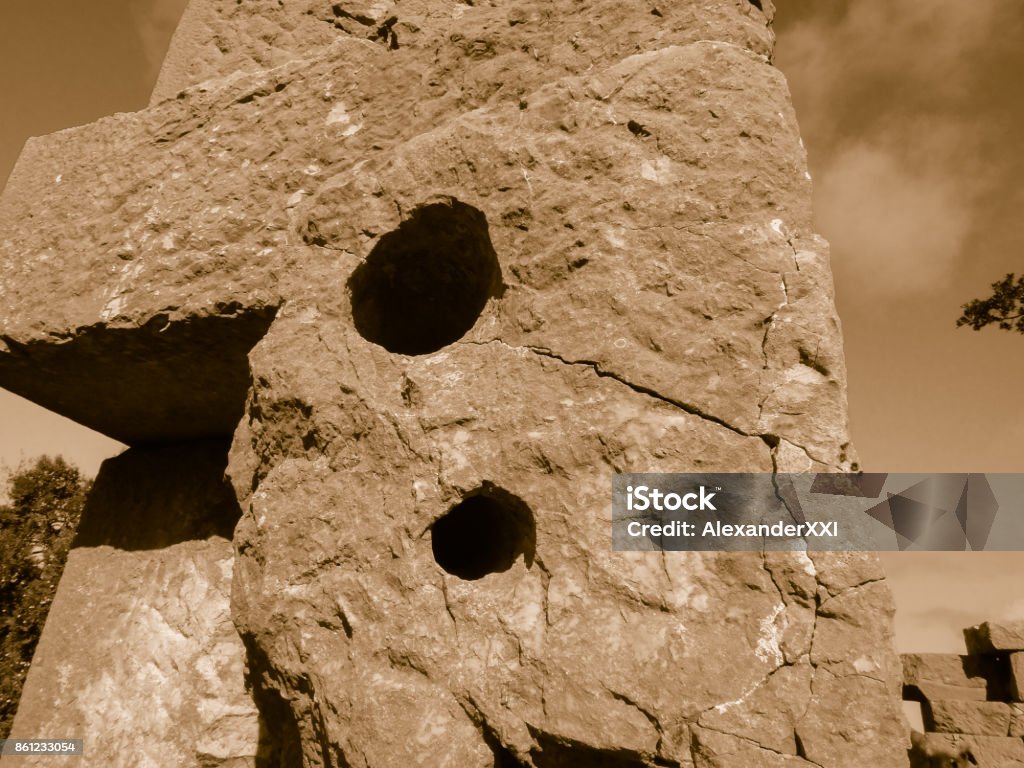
[348,199,501,355]
[431,487,535,580]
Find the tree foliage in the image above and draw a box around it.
[0,456,91,738]
[957,273,1024,333]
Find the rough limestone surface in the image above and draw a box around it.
[8,443,259,768]
[910,732,1024,768]
[967,736,1024,765]
[1,1,910,766]
[930,734,1024,766]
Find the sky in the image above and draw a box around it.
[773,0,1024,652]
[0,0,1022,652]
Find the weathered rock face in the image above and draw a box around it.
[2,0,910,766]
[10,443,259,768]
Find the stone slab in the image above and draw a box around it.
[902,653,992,699]
[909,682,989,703]
[1012,652,1024,702]
[965,622,1024,655]
[8,442,260,768]
[923,700,1012,736]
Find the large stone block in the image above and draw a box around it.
[8,442,259,767]
[902,653,996,703]
[0,17,850,461]
[922,700,1012,736]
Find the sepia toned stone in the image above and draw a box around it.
[1011,652,1024,701]
[1,0,912,765]
[1011,704,1024,738]
[903,653,991,689]
[902,652,996,707]
[965,621,1024,655]
[923,699,1012,736]
[960,735,1024,765]
[7,442,259,767]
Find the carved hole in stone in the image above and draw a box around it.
[348,199,502,355]
[431,486,535,580]
[748,0,763,9]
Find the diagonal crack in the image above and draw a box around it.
[468,338,757,440]
[462,336,839,480]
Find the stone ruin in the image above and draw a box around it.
[1,0,913,765]
[904,621,1024,767]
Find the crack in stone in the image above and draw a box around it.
[673,224,785,280]
[439,577,459,639]
[466,338,756,440]
[693,722,801,762]
[604,686,667,756]
[817,574,887,602]
[760,551,795,611]
[462,337,838,488]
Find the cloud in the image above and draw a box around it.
[779,2,1002,143]
[775,1,1007,296]
[812,141,973,295]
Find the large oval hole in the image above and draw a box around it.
[348,199,501,355]
[431,486,535,580]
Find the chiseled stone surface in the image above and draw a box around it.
[1,0,910,765]
[7,443,258,768]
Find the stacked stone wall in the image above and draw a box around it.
[904,621,1024,766]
